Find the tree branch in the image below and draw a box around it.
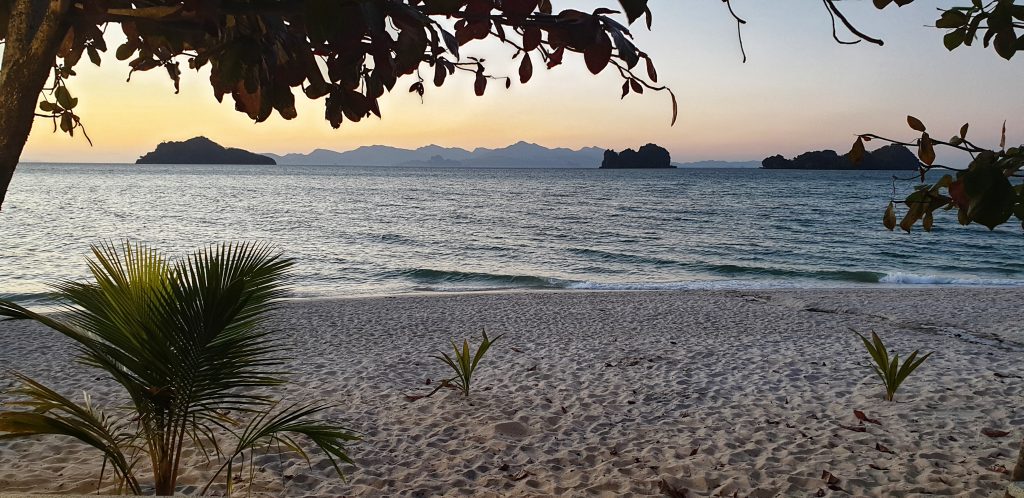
[823,0,885,46]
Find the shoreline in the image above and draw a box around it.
[2,288,1022,496]
[287,282,1024,301]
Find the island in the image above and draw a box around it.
[761,143,917,170]
[137,137,276,165]
[600,144,675,169]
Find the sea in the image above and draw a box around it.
[3,163,1024,305]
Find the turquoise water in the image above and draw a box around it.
[3,163,1024,303]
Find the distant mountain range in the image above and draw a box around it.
[133,137,762,169]
[263,141,606,168]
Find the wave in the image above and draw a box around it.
[0,291,60,307]
[395,267,1024,293]
[567,247,680,266]
[878,272,1024,286]
[397,268,562,289]
[703,264,884,283]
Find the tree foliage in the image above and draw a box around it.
[850,118,1024,233]
[3,0,674,139]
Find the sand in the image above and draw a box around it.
[1,288,1022,497]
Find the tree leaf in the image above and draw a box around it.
[519,53,533,84]
[918,133,935,166]
[584,32,613,74]
[883,201,897,230]
[907,115,926,132]
[55,87,74,109]
[617,0,649,24]
[474,70,487,96]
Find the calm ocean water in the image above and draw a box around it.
[3,163,1024,304]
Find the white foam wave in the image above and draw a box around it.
[560,279,813,291]
[879,272,1024,286]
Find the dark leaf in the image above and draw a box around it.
[907,115,926,132]
[644,55,658,82]
[617,0,649,24]
[854,410,881,425]
[519,53,533,84]
[474,70,487,96]
[584,32,613,74]
[522,27,542,51]
[981,428,1011,438]
[883,201,897,230]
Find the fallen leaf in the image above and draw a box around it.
[689,445,699,456]
[839,424,867,433]
[658,479,689,498]
[510,346,524,353]
[854,410,882,426]
[821,470,844,491]
[875,443,894,454]
[982,428,1011,438]
[868,463,888,471]
[989,464,1009,474]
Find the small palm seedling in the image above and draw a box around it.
[857,331,932,401]
[0,241,357,495]
[435,329,503,397]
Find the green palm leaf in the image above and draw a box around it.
[0,241,355,495]
[855,331,932,401]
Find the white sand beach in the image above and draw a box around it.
[1,288,1022,497]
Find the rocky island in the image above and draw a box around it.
[137,137,276,165]
[761,143,918,170]
[600,144,674,169]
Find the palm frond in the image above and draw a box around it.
[0,373,141,494]
[201,402,357,494]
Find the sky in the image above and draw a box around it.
[18,1,1024,165]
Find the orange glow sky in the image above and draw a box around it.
[18,1,1024,165]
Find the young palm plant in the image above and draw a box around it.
[436,329,502,397]
[0,241,356,495]
[857,331,932,402]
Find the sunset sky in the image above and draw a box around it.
[19,1,1024,165]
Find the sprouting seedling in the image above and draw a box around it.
[437,328,502,397]
[436,329,502,397]
[857,331,932,401]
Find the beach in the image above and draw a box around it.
[1,288,1022,497]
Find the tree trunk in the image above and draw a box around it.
[0,0,70,211]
